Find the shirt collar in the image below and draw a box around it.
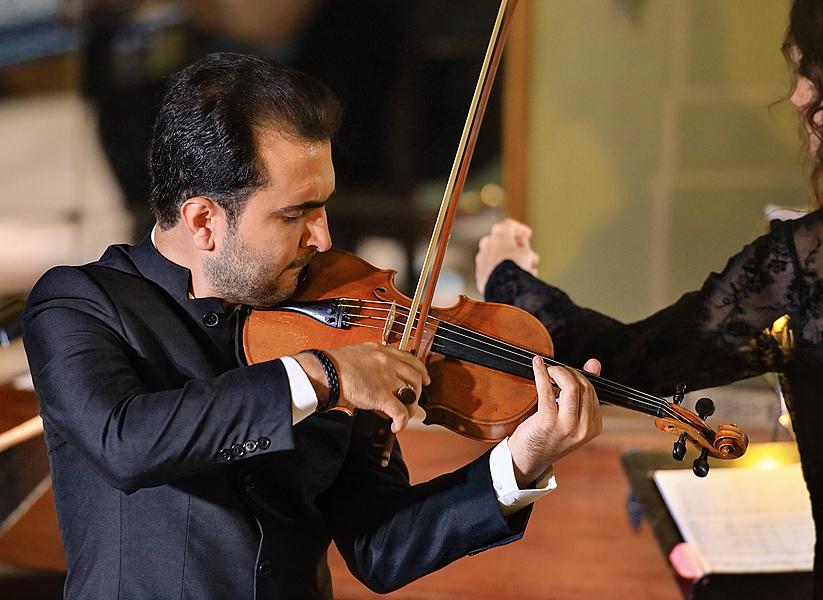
[126,229,226,314]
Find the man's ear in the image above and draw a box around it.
[179,197,224,251]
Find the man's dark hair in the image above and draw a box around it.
[149,53,343,228]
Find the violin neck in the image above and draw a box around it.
[263,297,668,419]
[431,330,665,418]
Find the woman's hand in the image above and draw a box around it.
[475,218,540,295]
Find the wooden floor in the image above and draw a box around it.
[0,385,684,599]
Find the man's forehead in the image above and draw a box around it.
[256,128,331,154]
[249,130,335,205]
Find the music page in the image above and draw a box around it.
[653,464,814,573]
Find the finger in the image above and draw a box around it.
[395,383,418,405]
[493,219,526,245]
[532,355,558,418]
[512,222,533,245]
[579,359,603,433]
[393,383,420,421]
[394,362,426,397]
[381,396,410,434]
[546,365,581,427]
[499,217,529,233]
[383,347,431,386]
[492,219,518,235]
[568,365,597,430]
[582,357,601,376]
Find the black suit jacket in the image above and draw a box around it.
[22,238,528,600]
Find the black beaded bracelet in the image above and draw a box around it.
[307,349,340,412]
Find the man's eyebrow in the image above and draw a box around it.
[274,190,335,213]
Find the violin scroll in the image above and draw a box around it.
[655,401,749,477]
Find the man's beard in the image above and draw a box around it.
[203,230,304,307]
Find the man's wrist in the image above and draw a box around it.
[294,351,330,403]
[305,350,340,412]
[490,439,557,517]
[507,432,546,488]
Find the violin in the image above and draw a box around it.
[241,249,748,477]
[240,0,748,476]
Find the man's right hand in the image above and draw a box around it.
[296,343,430,433]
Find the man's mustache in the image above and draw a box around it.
[289,251,316,270]
[293,251,317,287]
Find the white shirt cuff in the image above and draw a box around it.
[489,437,557,517]
[280,356,318,425]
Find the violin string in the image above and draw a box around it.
[338,303,682,421]
[340,301,671,410]
[345,318,679,421]
[383,304,688,424]
[340,300,673,411]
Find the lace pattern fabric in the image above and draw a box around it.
[485,209,823,398]
[485,207,823,580]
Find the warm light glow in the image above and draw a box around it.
[767,314,793,351]
[734,441,800,470]
[460,190,482,213]
[764,315,795,439]
[480,183,506,207]
[750,457,783,471]
[770,314,790,334]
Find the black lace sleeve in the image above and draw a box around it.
[484,210,823,397]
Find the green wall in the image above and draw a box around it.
[525,0,808,322]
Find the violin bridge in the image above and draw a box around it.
[382,302,397,345]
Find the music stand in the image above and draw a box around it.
[621,449,813,599]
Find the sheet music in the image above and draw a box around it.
[654,464,814,573]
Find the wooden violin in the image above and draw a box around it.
[242,249,748,477]
[241,0,748,476]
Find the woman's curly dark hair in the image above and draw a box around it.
[784,0,823,204]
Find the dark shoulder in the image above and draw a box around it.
[24,244,139,320]
[768,207,823,235]
[782,208,823,273]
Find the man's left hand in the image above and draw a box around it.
[507,357,602,488]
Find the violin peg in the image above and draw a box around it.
[672,432,688,461]
[692,449,710,477]
[695,397,715,420]
[673,383,687,405]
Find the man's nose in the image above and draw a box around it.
[304,214,332,252]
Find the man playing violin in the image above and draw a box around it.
[22,53,602,600]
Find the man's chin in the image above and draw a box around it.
[257,273,304,307]
[242,262,313,307]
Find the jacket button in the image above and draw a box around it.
[258,560,273,579]
[218,449,232,462]
[202,312,220,327]
[243,474,256,493]
[231,443,246,457]
[243,439,258,453]
[257,437,271,450]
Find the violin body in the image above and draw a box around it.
[243,248,552,442]
[243,248,748,472]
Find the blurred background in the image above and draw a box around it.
[0,1,810,599]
